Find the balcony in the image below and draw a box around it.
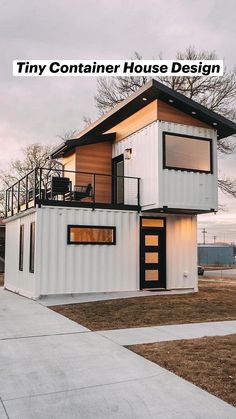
[5,167,141,218]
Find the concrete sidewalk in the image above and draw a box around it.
[97,320,236,345]
[39,288,194,306]
[0,289,235,418]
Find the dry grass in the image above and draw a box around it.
[129,334,236,407]
[51,279,236,331]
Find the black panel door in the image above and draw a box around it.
[140,222,166,289]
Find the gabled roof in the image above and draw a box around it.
[52,79,236,158]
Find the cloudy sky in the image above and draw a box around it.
[0,0,236,242]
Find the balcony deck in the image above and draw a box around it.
[5,167,141,218]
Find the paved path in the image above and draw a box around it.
[205,269,236,278]
[97,320,236,345]
[39,288,194,306]
[0,289,235,418]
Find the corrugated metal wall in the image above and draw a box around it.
[198,246,234,266]
[112,120,217,212]
[158,122,218,211]
[166,215,198,290]
[38,206,139,295]
[38,207,197,295]
[5,210,37,298]
[4,207,198,297]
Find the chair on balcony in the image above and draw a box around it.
[66,183,93,202]
[49,177,72,199]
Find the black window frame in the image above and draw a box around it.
[19,224,24,271]
[67,225,116,245]
[163,132,213,174]
[29,222,35,273]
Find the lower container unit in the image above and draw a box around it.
[4,206,198,299]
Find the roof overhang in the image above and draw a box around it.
[51,79,236,159]
[51,132,116,158]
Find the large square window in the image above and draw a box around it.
[163,133,212,173]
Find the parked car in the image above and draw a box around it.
[198,265,204,276]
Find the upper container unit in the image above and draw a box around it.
[112,118,218,213]
[48,79,236,216]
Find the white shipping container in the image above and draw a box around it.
[113,121,217,212]
[4,206,198,299]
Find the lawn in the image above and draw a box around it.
[128,334,236,407]
[51,278,236,331]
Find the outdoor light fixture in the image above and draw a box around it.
[213,122,218,126]
[191,111,196,115]
[142,97,147,101]
[168,99,174,103]
[124,148,132,159]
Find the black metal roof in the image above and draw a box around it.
[51,79,236,158]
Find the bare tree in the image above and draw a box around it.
[82,116,93,128]
[95,52,148,114]
[0,143,60,216]
[95,47,236,198]
[218,175,236,197]
[95,48,236,120]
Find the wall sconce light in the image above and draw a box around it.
[124,148,132,160]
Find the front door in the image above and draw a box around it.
[140,217,166,289]
[112,155,124,204]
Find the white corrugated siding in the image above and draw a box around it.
[158,121,218,211]
[4,208,198,297]
[5,210,37,298]
[166,215,198,290]
[38,206,139,295]
[112,122,158,208]
[112,120,218,212]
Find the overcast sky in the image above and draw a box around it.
[0,0,236,242]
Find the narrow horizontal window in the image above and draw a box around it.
[19,225,24,271]
[67,225,116,245]
[163,132,212,173]
[142,219,164,228]
[29,222,35,273]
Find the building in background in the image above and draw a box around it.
[198,243,235,266]
[0,219,5,273]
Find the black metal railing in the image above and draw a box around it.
[5,167,141,217]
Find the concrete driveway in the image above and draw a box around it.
[0,289,235,419]
[204,268,236,278]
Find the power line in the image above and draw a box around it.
[202,228,207,244]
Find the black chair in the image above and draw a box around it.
[50,177,72,199]
[69,184,93,201]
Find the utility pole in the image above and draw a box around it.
[213,235,216,244]
[202,228,207,245]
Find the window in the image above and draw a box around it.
[142,219,164,228]
[19,225,24,271]
[67,225,116,245]
[163,132,212,173]
[29,222,35,273]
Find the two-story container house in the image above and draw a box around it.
[4,80,236,299]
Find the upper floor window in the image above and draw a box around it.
[163,132,212,174]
